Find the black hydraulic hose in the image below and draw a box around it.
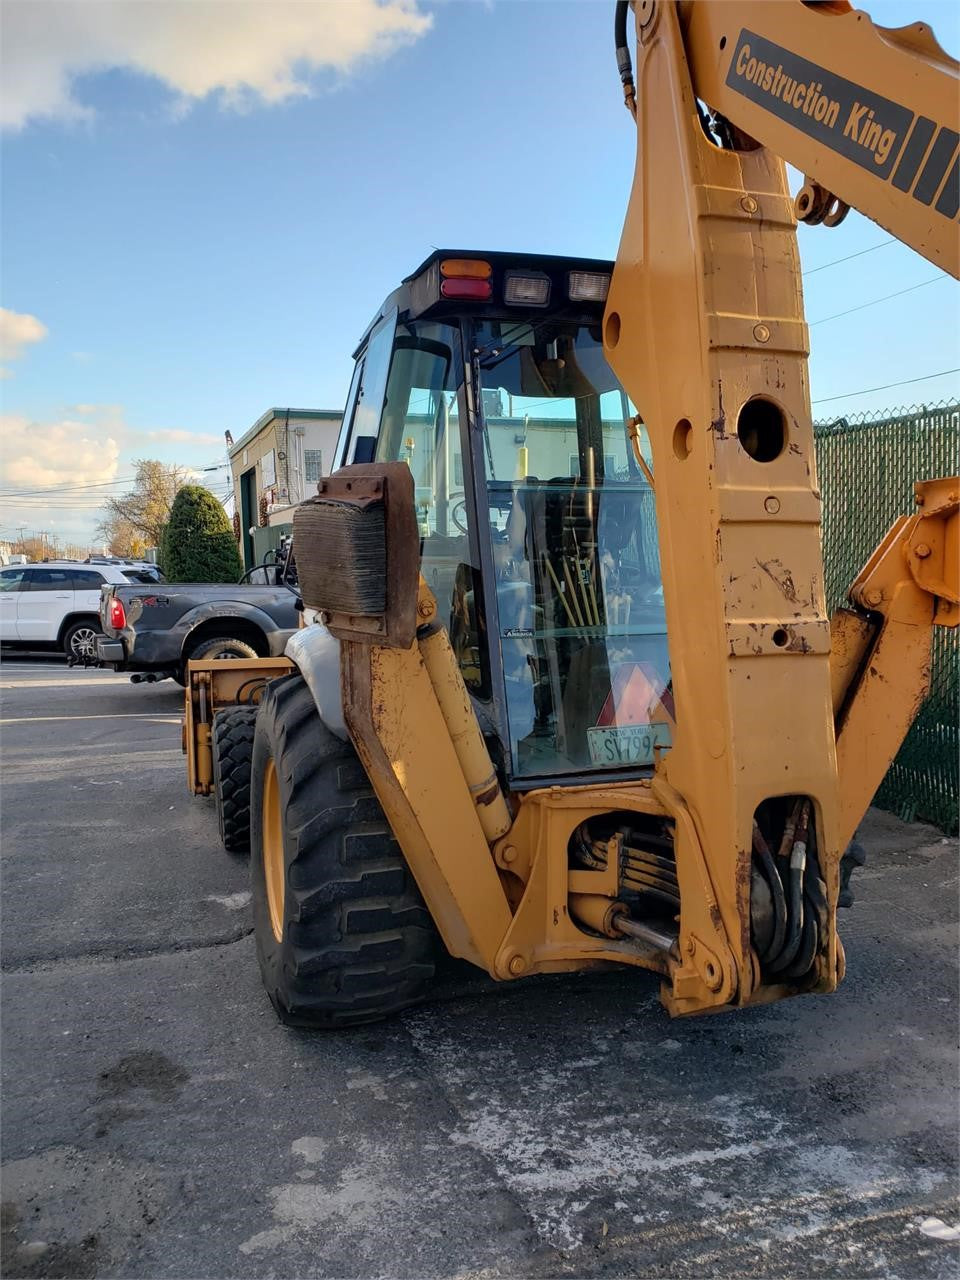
[784,909,819,979]
[614,2,636,114]
[614,2,630,63]
[752,823,787,965]
[770,802,810,972]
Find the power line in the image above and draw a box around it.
[812,368,960,404]
[0,476,136,498]
[810,276,948,325]
[802,239,896,275]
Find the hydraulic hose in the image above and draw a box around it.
[752,822,788,964]
[770,801,811,973]
[614,2,637,117]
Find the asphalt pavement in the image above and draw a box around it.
[1,657,958,1279]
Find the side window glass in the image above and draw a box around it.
[72,571,105,589]
[28,570,72,591]
[331,357,365,473]
[0,570,26,592]
[375,320,484,694]
[346,309,398,465]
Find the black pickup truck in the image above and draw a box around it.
[96,582,300,683]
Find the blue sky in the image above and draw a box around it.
[1,0,958,546]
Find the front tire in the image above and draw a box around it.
[249,675,438,1028]
[212,705,259,854]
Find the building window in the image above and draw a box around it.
[304,449,323,484]
[261,449,276,486]
[569,452,618,478]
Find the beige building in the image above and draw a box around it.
[229,408,341,569]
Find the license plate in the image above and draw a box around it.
[586,723,671,766]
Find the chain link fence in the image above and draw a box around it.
[814,401,959,833]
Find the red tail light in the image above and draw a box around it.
[109,597,126,629]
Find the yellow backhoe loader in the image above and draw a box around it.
[215,0,959,1027]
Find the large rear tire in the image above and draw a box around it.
[212,705,259,854]
[249,674,438,1028]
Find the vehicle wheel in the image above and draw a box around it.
[250,673,438,1028]
[212,705,259,854]
[188,635,260,663]
[63,619,102,662]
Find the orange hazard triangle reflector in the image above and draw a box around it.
[596,663,675,728]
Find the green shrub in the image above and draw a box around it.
[161,485,243,583]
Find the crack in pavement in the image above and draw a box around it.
[2,927,255,975]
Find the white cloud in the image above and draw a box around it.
[0,411,121,491]
[1,0,433,130]
[0,307,48,376]
[142,427,223,446]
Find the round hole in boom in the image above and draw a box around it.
[772,628,789,647]
[719,35,727,49]
[673,418,693,460]
[737,397,787,462]
[605,311,621,350]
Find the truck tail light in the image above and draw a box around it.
[109,597,126,629]
[439,257,493,301]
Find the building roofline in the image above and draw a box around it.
[229,408,341,460]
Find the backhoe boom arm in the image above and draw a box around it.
[679,0,959,275]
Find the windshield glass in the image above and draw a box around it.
[474,318,671,778]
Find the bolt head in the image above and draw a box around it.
[865,588,883,607]
[753,323,771,343]
[501,844,517,864]
[741,196,759,214]
[508,954,527,976]
[684,938,695,956]
[914,542,932,558]
[764,496,781,514]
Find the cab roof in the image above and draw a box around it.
[355,249,615,353]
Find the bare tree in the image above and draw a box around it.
[97,459,190,551]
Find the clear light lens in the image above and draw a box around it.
[568,271,611,302]
[504,272,550,306]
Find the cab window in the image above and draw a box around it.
[0,569,26,592]
[374,319,485,694]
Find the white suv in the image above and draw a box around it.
[0,562,141,661]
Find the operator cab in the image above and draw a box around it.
[332,251,670,787]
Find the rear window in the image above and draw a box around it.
[122,570,156,584]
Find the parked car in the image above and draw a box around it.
[96,580,300,683]
[0,561,139,661]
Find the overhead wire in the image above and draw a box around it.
[812,369,960,404]
[0,477,137,498]
[810,276,947,325]
[801,238,896,275]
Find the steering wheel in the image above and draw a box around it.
[450,492,468,534]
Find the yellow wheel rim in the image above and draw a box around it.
[262,758,285,943]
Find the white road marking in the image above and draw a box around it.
[0,714,180,724]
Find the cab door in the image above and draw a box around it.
[18,568,75,642]
[0,567,27,640]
